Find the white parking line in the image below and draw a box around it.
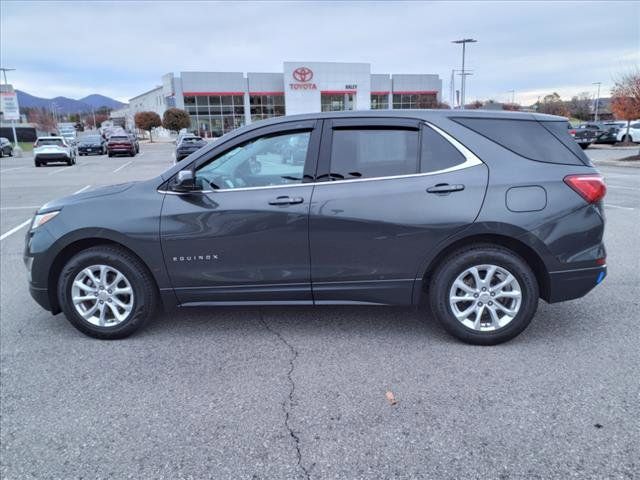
[607,184,639,191]
[0,206,41,210]
[74,185,92,194]
[605,204,636,211]
[0,167,26,173]
[48,167,71,176]
[0,219,31,241]
[113,161,132,173]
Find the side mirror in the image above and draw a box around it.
[172,170,199,193]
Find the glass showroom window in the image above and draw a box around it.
[250,95,285,122]
[183,94,245,137]
[392,93,438,109]
[370,94,389,110]
[321,93,355,112]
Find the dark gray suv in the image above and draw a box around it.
[24,110,607,344]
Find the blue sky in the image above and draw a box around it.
[1,1,638,105]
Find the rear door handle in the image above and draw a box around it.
[426,183,465,194]
[268,196,304,205]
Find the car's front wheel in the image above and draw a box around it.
[58,246,158,339]
[429,244,539,345]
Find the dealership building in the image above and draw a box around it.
[123,61,443,136]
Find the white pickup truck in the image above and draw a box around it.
[33,137,76,167]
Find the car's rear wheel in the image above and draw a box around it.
[429,244,539,345]
[58,246,158,339]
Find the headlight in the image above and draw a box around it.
[32,210,60,229]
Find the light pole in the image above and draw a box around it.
[507,89,515,105]
[0,67,19,147]
[593,82,601,122]
[452,38,477,109]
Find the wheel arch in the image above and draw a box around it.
[47,237,162,314]
[414,232,551,305]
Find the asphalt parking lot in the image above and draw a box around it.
[1,142,638,479]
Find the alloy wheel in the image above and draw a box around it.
[71,264,134,327]
[449,264,522,332]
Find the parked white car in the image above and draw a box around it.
[615,121,640,143]
[33,137,76,167]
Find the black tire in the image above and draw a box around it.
[57,245,158,339]
[35,160,41,167]
[579,143,590,150]
[108,151,113,157]
[429,244,539,345]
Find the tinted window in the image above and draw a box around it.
[195,131,310,190]
[452,117,588,166]
[541,121,592,165]
[36,139,63,146]
[109,136,130,141]
[420,126,465,172]
[329,128,418,179]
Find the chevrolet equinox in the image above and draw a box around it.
[24,111,607,344]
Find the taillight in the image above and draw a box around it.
[564,174,607,203]
[569,130,576,136]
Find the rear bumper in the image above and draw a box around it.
[35,153,70,161]
[546,265,606,303]
[78,147,103,154]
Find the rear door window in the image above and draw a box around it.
[420,125,466,173]
[329,128,419,180]
[452,117,588,166]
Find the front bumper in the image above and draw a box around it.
[29,284,54,311]
[546,265,607,303]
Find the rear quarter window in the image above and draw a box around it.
[452,117,590,166]
[420,125,466,172]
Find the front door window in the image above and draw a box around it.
[195,131,311,190]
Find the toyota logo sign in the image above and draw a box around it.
[293,67,313,82]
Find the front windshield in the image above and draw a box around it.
[82,136,101,142]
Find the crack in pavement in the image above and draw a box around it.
[259,312,311,480]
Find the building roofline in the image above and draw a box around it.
[129,86,163,102]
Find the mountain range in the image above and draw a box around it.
[16,90,126,114]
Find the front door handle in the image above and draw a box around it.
[426,183,465,194]
[268,196,304,205]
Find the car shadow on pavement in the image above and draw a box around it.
[140,305,458,344]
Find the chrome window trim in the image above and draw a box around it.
[158,120,483,194]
